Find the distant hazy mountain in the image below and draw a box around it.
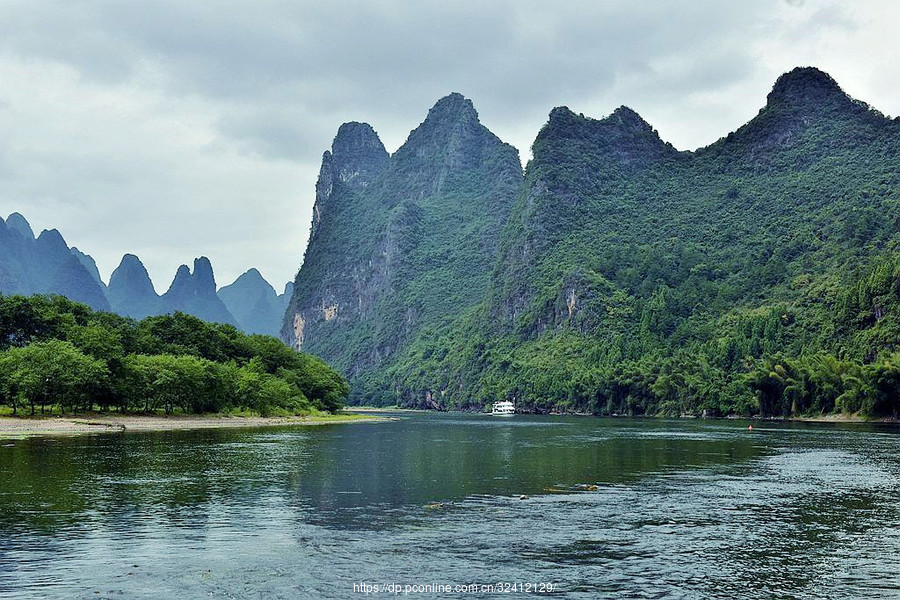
[107,254,168,320]
[0,213,110,311]
[162,257,238,327]
[70,247,104,287]
[0,215,31,293]
[5,212,34,240]
[218,268,292,336]
[0,213,289,335]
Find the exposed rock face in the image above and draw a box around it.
[329,122,390,187]
[217,268,291,336]
[107,254,167,320]
[163,257,237,326]
[0,214,110,311]
[310,122,389,240]
[766,66,847,108]
[283,93,523,389]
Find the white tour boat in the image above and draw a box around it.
[491,400,515,416]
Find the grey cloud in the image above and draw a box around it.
[0,0,896,288]
[0,1,770,152]
[216,107,335,161]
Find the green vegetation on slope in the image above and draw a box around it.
[0,294,348,416]
[375,68,900,418]
[284,94,523,403]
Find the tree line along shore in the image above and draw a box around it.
[0,294,349,418]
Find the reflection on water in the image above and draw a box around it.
[1,414,898,598]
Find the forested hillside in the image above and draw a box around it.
[283,93,523,403]
[288,67,900,418]
[0,295,348,416]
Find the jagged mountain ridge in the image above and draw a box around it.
[284,67,900,411]
[490,66,898,331]
[0,214,110,311]
[0,214,290,336]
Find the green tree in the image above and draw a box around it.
[0,340,108,415]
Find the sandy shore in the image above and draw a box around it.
[788,413,898,424]
[343,406,429,412]
[0,413,388,439]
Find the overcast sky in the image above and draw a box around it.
[1,0,897,292]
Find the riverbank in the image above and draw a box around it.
[0,412,389,439]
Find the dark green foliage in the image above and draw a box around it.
[0,339,107,415]
[290,68,900,418]
[135,313,252,363]
[0,294,349,416]
[244,334,350,413]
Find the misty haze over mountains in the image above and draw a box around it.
[0,212,291,337]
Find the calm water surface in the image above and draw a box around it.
[2,413,899,599]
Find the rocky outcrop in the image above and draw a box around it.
[310,122,390,240]
[766,66,849,109]
[702,66,888,170]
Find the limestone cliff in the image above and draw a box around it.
[283,69,900,412]
[283,94,523,396]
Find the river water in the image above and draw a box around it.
[1,413,899,599]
